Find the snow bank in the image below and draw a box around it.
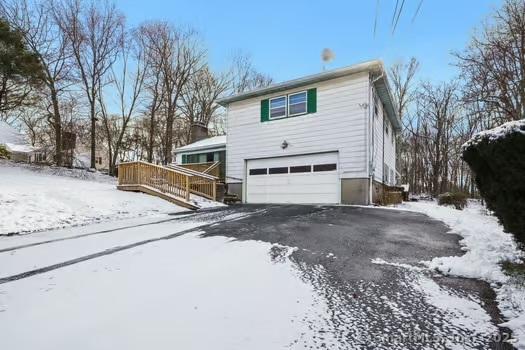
[400,200,525,349]
[463,119,525,149]
[0,164,185,235]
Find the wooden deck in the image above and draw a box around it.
[117,161,219,210]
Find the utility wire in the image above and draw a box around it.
[392,0,406,34]
[374,0,380,37]
[412,0,424,23]
[391,0,400,27]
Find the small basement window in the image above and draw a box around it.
[290,165,311,173]
[269,96,287,119]
[268,167,288,174]
[313,163,337,172]
[249,168,267,175]
[288,91,307,116]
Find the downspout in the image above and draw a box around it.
[369,72,384,204]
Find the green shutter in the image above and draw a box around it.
[182,154,187,164]
[260,99,269,122]
[307,88,317,114]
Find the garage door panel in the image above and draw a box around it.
[246,153,339,204]
[248,184,338,195]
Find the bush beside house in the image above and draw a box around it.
[0,144,10,159]
[462,119,525,245]
[438,192,468,210]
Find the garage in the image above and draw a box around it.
[246,152,339,204]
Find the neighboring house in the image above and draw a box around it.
[173,135,226,180]
[0,121,45,163]
[73,144,109,170]
[217,60,399,205]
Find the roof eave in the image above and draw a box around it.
[373,74,401,132]
[217,59,384,106]
[174,143,226,153]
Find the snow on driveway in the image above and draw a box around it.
[0,164,185,235]
[0,221,334,350]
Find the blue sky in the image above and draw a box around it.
[118,0,502,84]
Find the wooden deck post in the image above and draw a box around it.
[185,176,190,201]
[212,180,217,201]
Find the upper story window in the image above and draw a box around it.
[261,88,316,122]
[288,91,307,116]
[269,96,287,119]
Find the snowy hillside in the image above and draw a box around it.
[0,162,186,235]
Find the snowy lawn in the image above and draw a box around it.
[399,200,525,349]
[0,162,186,235]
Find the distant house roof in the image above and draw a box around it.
[0,121,37,153]
[217,59,401,131]
[174,135,227,153]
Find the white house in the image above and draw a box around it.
[0,121,44,163]
[217,60,399,205]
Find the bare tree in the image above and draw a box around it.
[230,51,273,93]
[136,22,167,163]
[53,0,124,168]
[180,67,229,142]
[388,57,419,186]
[98,30,147,175]
[455,0,525,124]
[144,23,203,164]
[1,0,73,166]
[416,81,461,195]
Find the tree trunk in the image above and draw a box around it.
[90,100,96,169]
[50,87,62,167]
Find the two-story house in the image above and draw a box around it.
[217,59,399,205]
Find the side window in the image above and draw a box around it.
[269,96,286,119]
[288,91,307,116]
[261,88,316,122]
[374,95,379,118]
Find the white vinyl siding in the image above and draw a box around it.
[226,73,370,187]
[371,87,396,185]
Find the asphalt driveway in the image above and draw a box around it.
[0,203,513,349]
[200,204,512,350]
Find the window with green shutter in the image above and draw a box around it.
[260,99,269,122]
[260,88,317,122]
[307,88,317,113]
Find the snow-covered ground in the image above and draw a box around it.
[399,200,525,349]
[0,210,336,350]
[0,162,186,235]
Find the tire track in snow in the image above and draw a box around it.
[0,214,196,254]
[0,209,261,285]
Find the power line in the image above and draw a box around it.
[374,0,380,37]
[412,0,424,23]
[392,0,406,34]
[391,0,400,27]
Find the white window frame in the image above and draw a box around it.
[269,95,287,120]
[287,90,308,117]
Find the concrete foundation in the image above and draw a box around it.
[226,182,243,200]
[341,178,370,205]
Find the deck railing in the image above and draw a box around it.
[118,161,217,201]
[179,161,221,178]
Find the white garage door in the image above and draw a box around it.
[246,152,339,204]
